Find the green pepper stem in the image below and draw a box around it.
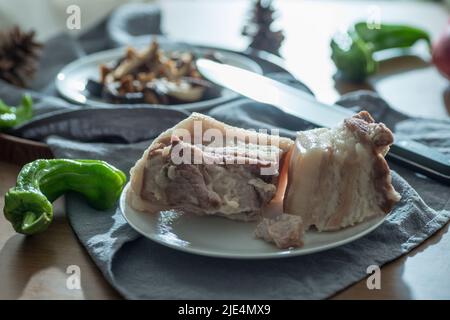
[22,211,36,229]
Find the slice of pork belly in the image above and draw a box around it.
[284,111,401,231]
[255,214,304,248]
[127,113,293,221]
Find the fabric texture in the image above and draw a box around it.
[1,4,449,299]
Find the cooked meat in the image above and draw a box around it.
[284,111,401,231]
[255,214,304,249]
[140,140,278,220]
[128,113,293,221]
[128,111,401,251]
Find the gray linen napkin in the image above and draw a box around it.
[45,93,450,299]
[1,3,449,299]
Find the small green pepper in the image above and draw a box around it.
[331,31,377,82]
[3,159,127,235]
[331,22,431,82]
[0,95,33,130]
[354,22,431,51]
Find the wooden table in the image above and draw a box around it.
[1,0,450,299]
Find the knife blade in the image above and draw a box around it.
[197,59,450,185]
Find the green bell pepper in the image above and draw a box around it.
[0,95,33,130]
[4,159,127,235]
[331,22,431,82]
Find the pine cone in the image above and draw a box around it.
[0,26,42,87]
[242,0,285,56]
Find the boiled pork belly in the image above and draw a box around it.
[284,111,401,231]
[255,214,304,249]
[127,111,401,250]
[127,113,293,221]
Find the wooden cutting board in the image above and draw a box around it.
[0,133,53,165]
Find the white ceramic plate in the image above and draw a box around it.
[119,183,387,259]
[55,43,262,111]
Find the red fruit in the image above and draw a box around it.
[433,22,450,80]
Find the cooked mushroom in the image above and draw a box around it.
[153,78,205,102]
[94,40,221,105]
[109,41,159,82]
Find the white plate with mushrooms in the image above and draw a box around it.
[55,39,263,111]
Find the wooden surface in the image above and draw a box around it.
[1,0,450,300]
